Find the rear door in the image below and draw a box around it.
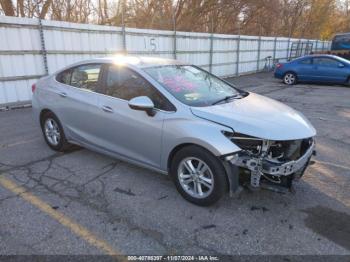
[54,63,104,145]
[312,57,348,83]
[93,64,176,168]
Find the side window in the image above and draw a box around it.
[299,59,311,65]
[105,65,175,111]
[56,69,72,85]
[314,58,339,68]
[70,64,102,91]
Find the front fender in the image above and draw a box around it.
[160,118,240,171]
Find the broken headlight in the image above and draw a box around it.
[267,137,314,161]
[222,131,263,155]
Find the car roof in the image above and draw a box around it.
[77,55,187,68]
[333,32,350,37]
[296,54,343,60]
[53,55,190,75]
[291,54,350,65]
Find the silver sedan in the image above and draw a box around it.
[32,56,316,206]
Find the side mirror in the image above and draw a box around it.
[128,96,156,116]
[338,63,345,68]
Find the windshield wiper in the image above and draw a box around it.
[212,94,239,105]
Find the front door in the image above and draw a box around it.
[94,64,175,169]
[312,57,348,83]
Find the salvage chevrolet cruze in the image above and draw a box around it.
[32,56,316,206]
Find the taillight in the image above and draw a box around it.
[31,83,36,93]
[276,63,283,69]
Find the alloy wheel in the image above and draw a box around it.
[284,73,296,85]
[177,157,214,199]
[44,118,61,146]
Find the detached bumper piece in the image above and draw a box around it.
[229,139,315,193]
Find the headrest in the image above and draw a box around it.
[73,70,88,82]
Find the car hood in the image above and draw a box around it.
[190,93,316,140]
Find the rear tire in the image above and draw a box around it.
[40,111,71,152]
[283,72,297,85]
[170,145,228,206]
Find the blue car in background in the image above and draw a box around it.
[274,55,350,86]
[331,33,350,51]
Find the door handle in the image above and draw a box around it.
[59,92,67,98]
[102,105,113,113]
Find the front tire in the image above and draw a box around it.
[170,145,228,206]
[40,111,71,152]
[283,72,297,85]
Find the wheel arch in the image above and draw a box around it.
[166,139,239,170]
[39,109,66,136]
[39,108,72,151]
[39,108,56,126]
[167,143,231,192]
[167,143,200,171]
[283,70,298,78]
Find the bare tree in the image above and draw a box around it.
[0,0,348,39]
[0,0,15,16]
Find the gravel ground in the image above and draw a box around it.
[0,72,349,257]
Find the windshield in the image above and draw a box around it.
[332,34,350,50]
[144,65,240,107]
[334,56,350,64]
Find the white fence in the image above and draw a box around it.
[0,15,331,107]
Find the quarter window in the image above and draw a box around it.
[56,69,72,85]
[105,65,175,111]
[70,64,102,91]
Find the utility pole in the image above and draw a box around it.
[236,23,241,77]
[256,22,262,72]
[36,1,48,75]
[209,16,214,73]
[121,0,126,54]
[172,4,177,59]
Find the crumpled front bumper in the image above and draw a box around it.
[228,140,315,190]
[261,141,315,176]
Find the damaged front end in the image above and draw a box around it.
[223,132,316,193]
